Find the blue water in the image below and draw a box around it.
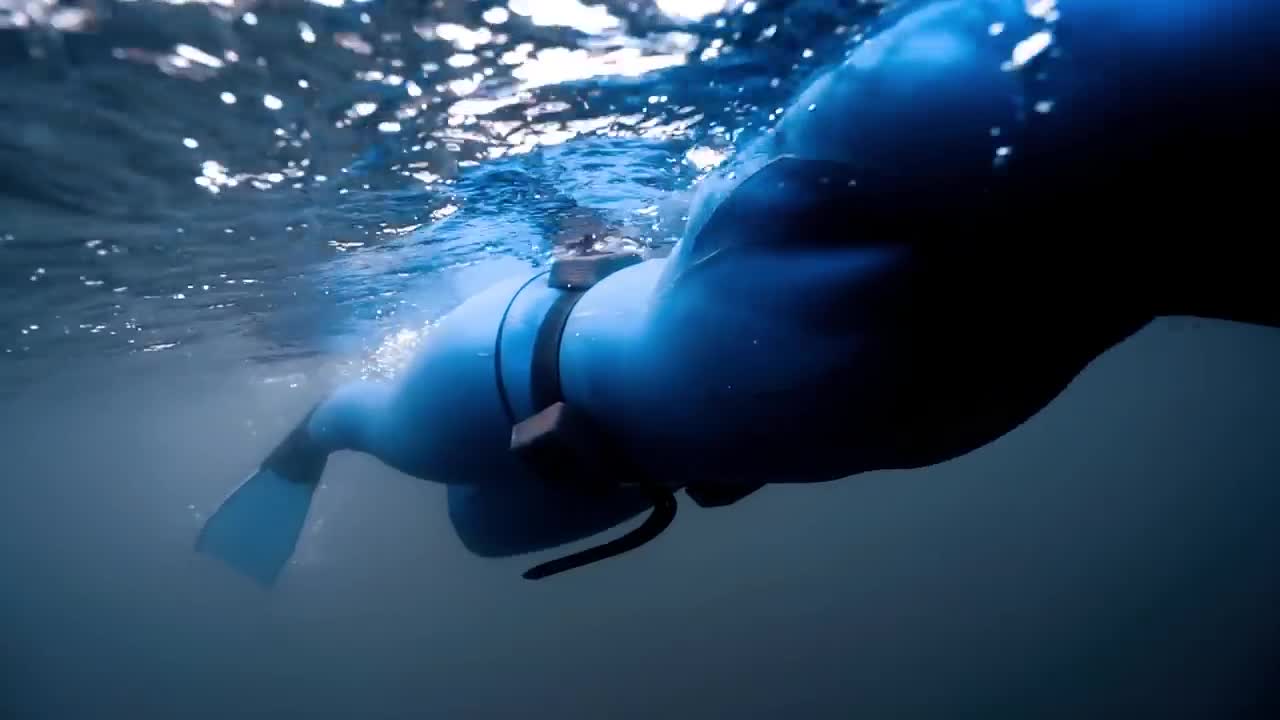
[0,0,867,378]
[3,1,1280,718]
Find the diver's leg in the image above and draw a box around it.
[446,481,654,559]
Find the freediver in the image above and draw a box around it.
[198,0,1280,585]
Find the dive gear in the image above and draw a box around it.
[499,250,676,580]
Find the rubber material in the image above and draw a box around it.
[522,486,677,580]
[529,289,587,413]
[493,270,551,425]
[504,256,680,580]
[195,468,319,586]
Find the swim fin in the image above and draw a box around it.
[195,411,328,586]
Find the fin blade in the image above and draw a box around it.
[195,468,320,586]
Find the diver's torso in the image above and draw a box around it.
[392,0,1280,490]
[594,0,1280,487]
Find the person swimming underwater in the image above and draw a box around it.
[197,0,1280,585]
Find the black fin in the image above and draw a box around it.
[259,407,327,483]
[195,408,328,586]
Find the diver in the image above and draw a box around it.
[197,0,1280,585]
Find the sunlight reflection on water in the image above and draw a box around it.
[0,0,878,374]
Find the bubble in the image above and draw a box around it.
[1009,31,1053,70]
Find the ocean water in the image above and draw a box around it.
[2,1,1279,718]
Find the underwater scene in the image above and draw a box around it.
[2,0,1279,717]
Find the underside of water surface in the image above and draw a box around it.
[1,0,880,383]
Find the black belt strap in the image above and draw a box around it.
[528,288,587,413]
[523,486,677,580]
[493,270,550,427]
[504,251,678,581]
